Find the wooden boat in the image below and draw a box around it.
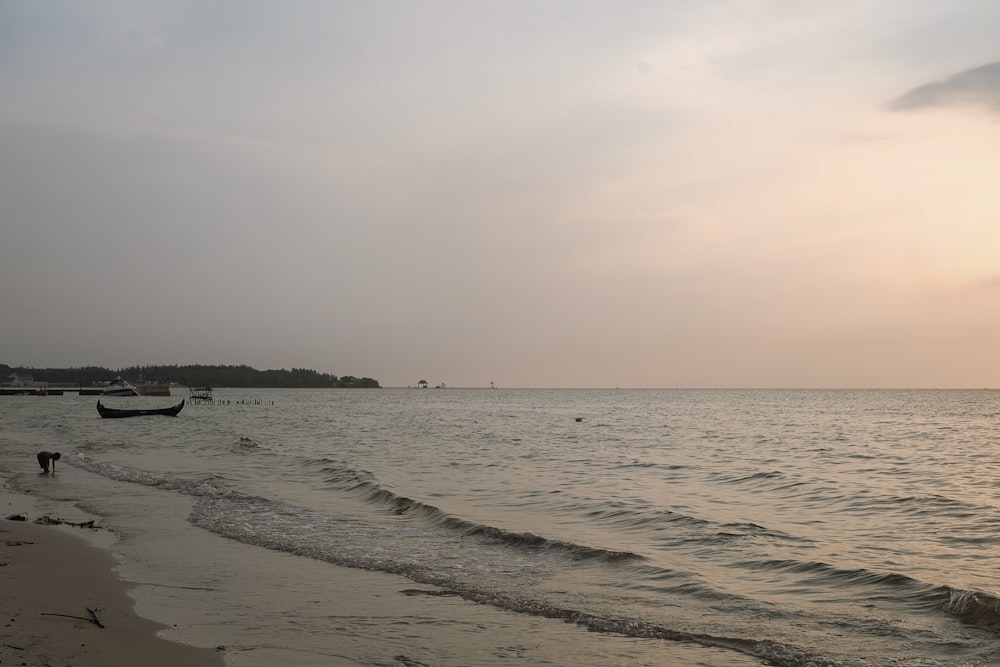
[97,399,185,418]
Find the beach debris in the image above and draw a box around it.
[41,607,105,628]
[87,607,105,628]
[400,588,461,598]
[3,513,27,521]
[394,656,430,667]
[32,515,96,529]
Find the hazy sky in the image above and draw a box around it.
[3,2,1000,388]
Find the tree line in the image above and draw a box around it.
[0,363,380,389]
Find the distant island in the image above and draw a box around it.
[0,364,380,389]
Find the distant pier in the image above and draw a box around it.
[0,384,171,397]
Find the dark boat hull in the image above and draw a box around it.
[97,399,185,418]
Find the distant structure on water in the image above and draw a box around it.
[414,379,446,388]
[189,386,214,403]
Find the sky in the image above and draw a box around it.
[2,1,1000,388]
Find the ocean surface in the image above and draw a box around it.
[2,388,1000,666]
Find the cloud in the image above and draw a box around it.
[890,61,1000,114]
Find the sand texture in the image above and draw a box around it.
[0,517,225,667]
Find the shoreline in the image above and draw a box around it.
[1,486,226,667]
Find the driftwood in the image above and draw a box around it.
[32,515,97,529]
[41,607,105,628]
[400,588,461,598]
[394,657,431,667]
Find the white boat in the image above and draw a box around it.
[102,376,139,397]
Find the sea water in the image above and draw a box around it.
[2,388,999,666]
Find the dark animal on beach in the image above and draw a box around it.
[37,451,61,473]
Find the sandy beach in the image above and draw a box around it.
[1,489,225,667]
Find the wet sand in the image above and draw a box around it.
[0,466,766,667]
[0,495,225,667]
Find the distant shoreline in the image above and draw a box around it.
[1,364,380,389]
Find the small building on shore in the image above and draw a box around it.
[0,373,49,395]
